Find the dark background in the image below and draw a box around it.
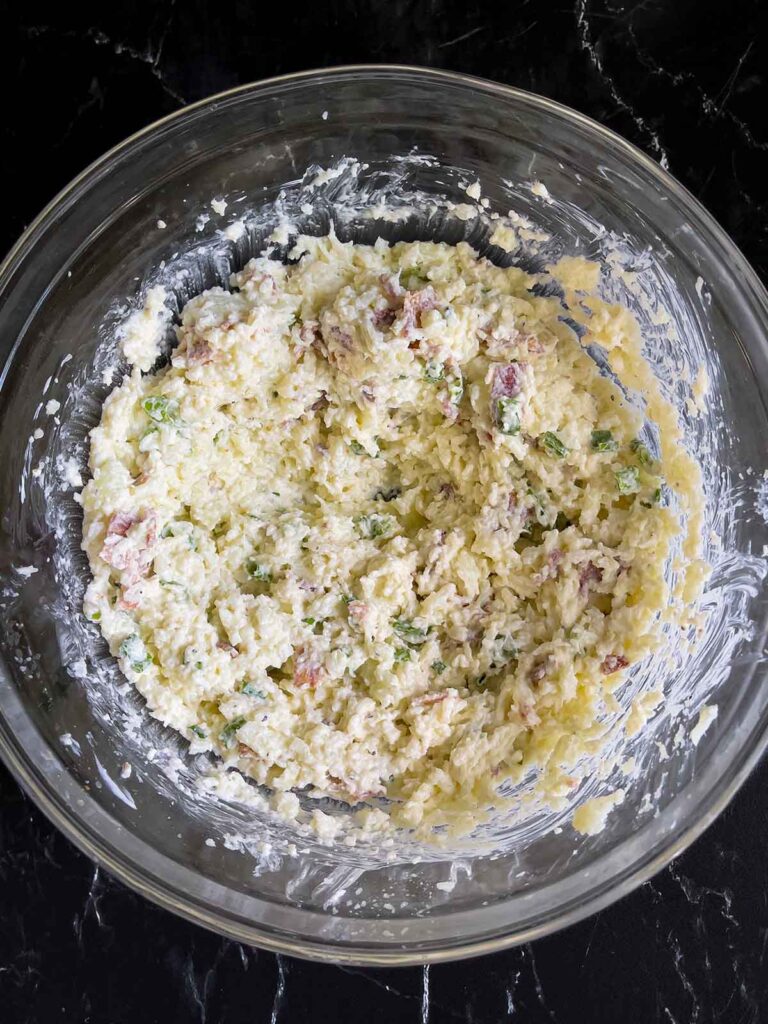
[1,1,767,1021]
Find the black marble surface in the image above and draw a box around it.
[1,1,767,1021]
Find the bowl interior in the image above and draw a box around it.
[1,68,767,963]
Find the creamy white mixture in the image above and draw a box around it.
[81,234,703,834]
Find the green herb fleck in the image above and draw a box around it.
[495,397,520,435]
[240,682,266,699]
[401,265,429,288]
[194,661,203,670]
[540,431,568,458]
[213,429,224,444]
[245,559,272,582]
[591,429,618,452]
[302,616,316,626]
[88,610,101,622]
[431,660,447,675]
[424,360,445,383]
[393,618,428,646]
[341,594,353,605]
[615,466,641,495]
[349,440,366,456]
[354,514,394,540]
[220,716,247,745]
[630,438,654,467]
[394,647,412,663]
[642,486,664,508]
[190,725,206,739]
[119,635,151,673]
[141,395,179,425]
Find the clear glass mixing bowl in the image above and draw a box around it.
[1,66,767,966]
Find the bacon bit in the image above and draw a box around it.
[347,600,370,624]
[294,648,322,688]
[105,511,140,538]
[414,692,448,707]
[328,324,354,351]
[518,702,539,726]
[217,641,239,659]
[530,662,548,684]
[299,320,321,346]
[525,334,545,354]
[116,584,142,610]
[600,654,629,675]
[491,361,527,399]
[186,339,215,366]
[101,510,157,586]
[380,273,404,303]
[579,561,603,597]
[372,306,397,328]
[399,286,438,338]
[360,384,375,403]
[547,548,564,576]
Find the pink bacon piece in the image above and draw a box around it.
[399,286,438,339]
[186,339,215,366]
[600,654,629,675]
[294,648,323,688]
[347,601,370,626]
[372,306,397,329]
[579,561,603,597]
[100,510,157,587]
[491,361,527,399]
[413,692,448,708]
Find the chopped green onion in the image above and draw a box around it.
[245,559,272,582]
[630,439,654,466]
[341,594,354,605]
[495,397,520,435]
[194,661,203,670]
[642,486,664,508]
[302,616,316,626]
[88,610,101,622]
[591,429,618,452]
[220,716,247,745]
[354,514,394,540]
[393,618,428,646]
[424,360,445,383]
[615,466,641,494]
[445,365,464,408]
[394,647,412,663]
[240,682,266,698]
[190,725,206,739]
[540,432,568,458]
[141,395,179,425]
[431,660,447,675]
[119,635,151,673]
[349,440,366,456]
[400,265,429,288]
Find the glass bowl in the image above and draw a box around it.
[1,66,767,966]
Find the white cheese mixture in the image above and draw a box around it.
[81,235,702,834]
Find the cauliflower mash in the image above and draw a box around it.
[81,234,694,833]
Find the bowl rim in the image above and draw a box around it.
[1,62,767,966]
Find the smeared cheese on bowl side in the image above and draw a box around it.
[80,234,703,836]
